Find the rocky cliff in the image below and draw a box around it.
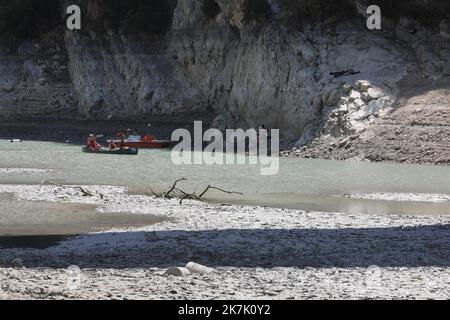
[0,0,449,161]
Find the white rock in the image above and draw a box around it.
[348,90,361,102]
[338,103,348,112]
[350,107,369,121]
[164,267,191,277]
[350,99,383,120]
[185,262,215,274]
[354,98,365,109]
[367,99,384,114]
[361,92,370,102]
[367,87,385,100]
[339,96,349,104]
[347,103,357,113]
[355,80,371,92]
[343,84,353,94]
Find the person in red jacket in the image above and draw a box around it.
[86,134,101,151]
[108,139,119,150]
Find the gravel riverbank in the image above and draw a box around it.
[0,184,450,299]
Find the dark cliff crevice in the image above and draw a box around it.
[242,0,271,24]
[202,0,222,20]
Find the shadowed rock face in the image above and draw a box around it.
[0,0,60,39]
[0,0,449,145]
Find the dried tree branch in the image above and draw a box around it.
[150,178,243,205]
[41,180,96,197]
[164,177,187,198]
[198,185,243,198]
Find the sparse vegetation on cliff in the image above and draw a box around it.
[101,0,176,35]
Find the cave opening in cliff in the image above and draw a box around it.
[0,0,61,40]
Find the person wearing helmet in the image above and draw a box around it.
[86,134,101,151]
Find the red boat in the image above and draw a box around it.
[109,134,171,149]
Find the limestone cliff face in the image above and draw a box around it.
[0,0,449,145]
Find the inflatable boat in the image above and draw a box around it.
[111,134,171,149]
[82,146,139,155]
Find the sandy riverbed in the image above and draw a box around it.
[0,184,450,299]
[0,168,55,175]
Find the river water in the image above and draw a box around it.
[1,140,450,217]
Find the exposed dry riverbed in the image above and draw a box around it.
[1,144,450,299]
[0,182,450,300]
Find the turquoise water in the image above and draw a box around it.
[1,140,450,215]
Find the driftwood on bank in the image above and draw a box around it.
[41,180,102,198]
[149,177,243,205]
[329,69,360,78]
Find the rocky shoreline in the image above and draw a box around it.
[281,77,450,165]
[1,184,450,299]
